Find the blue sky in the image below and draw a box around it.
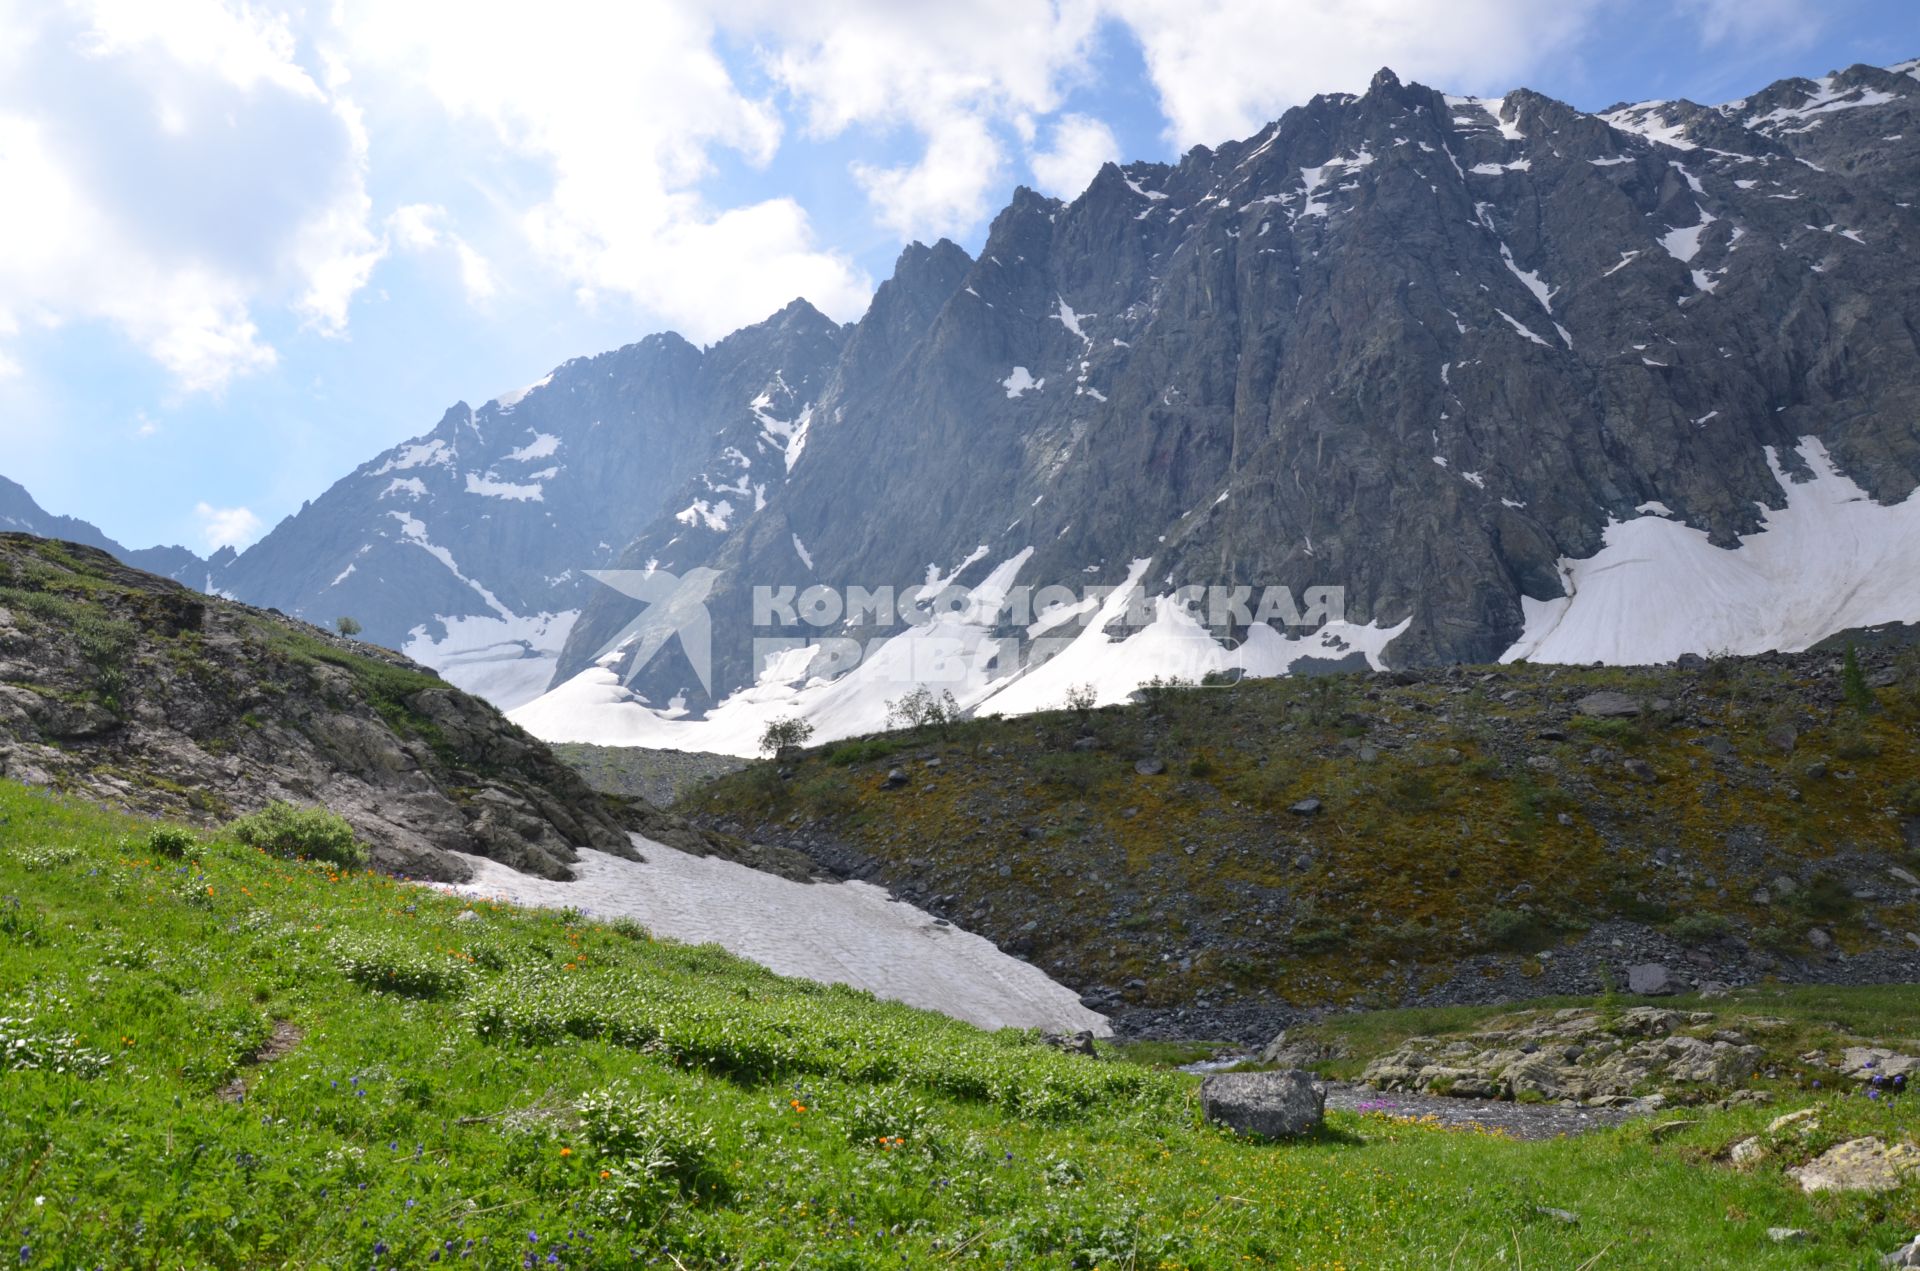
[1,0,1915,555]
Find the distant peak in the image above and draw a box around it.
[1369,67,1402,94]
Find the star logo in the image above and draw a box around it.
[585,565,721,695]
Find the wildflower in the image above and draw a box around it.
[599,1170,611,1180]
[559,1147,572,1157]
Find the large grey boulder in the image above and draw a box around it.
[1626,964,1674,996]
[1575,691,1642,718]
[1200,1070,1326,1138]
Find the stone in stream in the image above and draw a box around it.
[1199,1070,1326,1138]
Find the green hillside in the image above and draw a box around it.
[4,779,1920,1267]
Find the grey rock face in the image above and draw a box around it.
[207,301,848,709]
[1577,692,1643,718]
[571,58,1920,713]
[1199,1069,1327,1138]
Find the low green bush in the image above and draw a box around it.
[228,801,365,867]
[147,825,197,859]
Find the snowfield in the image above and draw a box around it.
[1503,436,1920,664]
[441,837,1110,1036]
[509,552,1411,757]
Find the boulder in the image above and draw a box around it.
[1790,1137,1920,1193]
[1576,691,1642,718]
[1729,1136,1765,1168]
[1626,964,1674,996]
[1199,1070,1326,1139]
[1883,1235,1920,1268]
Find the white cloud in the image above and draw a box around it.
[745,0,1102,238]
[453,240,498,304]
[0,3,380,389]
[0,350,19,380]
[852,113,1005,238]
[338,0,870,340]
[195,501,263,550]
[1107,0,1601,149]
[1684,0,1820,47]
[1028,113,1121,199]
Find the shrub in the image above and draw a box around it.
[1483,907,1554,952]
[147,825,197,859]
[579,1084,725,1219]
[1666,912,1731,945]
[1063,684,1098,715]
[335,616,363,639]
[824,736,903,767]
[608,915,651,942]
[886,686,960,731]
[759,715,815,756]
[1789,871,1856,922]
[329,933,469,998]
[1842,643,1874,715]
[228,801,365,867]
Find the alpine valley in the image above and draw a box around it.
[18,59,1920,754]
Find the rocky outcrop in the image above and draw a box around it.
[1359,1007,1769,1103]
[0,534,639,881]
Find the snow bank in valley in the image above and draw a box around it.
[441,838,1109,1036]
[1503,436,1920,665]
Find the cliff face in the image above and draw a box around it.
[0,534,636,881]
[558,61,1920,724]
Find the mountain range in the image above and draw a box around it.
[13,57,1920,753]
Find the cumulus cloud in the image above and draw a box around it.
[0,2,379,390]
[1028,113,1121,200]
[1107,0,1602,149]
[338,0,870,340]
[195,501,263,550]
[746,0,1102,238]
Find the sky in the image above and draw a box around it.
[1,0,1916,556]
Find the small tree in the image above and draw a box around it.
[759,716,815,756]
[1063,683,1098,717]
[885,686,959,732]
[1842,643,1874,715]
[335,616,363,639]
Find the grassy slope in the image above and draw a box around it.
[693,653,1920,1007]
[4,782,1920,1267]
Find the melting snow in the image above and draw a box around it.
[493,373,554,411]
[373,439,454,475]
[674,499,734,533]
[1661,208,1716,262]
[465,472,545,502]
[792,534,814,570]
[504,432,561,463]
[405,609,581,712]
[381,477,427,500]
[442,840,1108,1035]
[1502,437,1920,664]
[1002,366,1044,397]
[1495,309,1551,346]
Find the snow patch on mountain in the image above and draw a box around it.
[465,472,545,502]
[442,839,1108,1035]
[405,609,581,712]
[1002,366,1043,397]
[504,432,561,463]
[511,551,1411,758]
[1502,437,1920,665]
[373,439,455,474]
